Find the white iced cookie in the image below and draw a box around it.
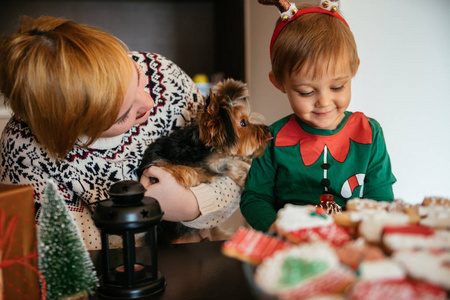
[276,204,333,232]
[383,225,450,252]
[393,249,450,289]
[418,205,450,229]
[255,242,354,299]
[358,259,405,280]
[358,211,410,244]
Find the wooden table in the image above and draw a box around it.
[90,241,256,300]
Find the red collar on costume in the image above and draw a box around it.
[274,112,372,166]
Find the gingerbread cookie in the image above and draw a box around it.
[422,196,450,207]
[333,210,379,228]
[386,199,412,212]
[335,238,385,271]
[345,198,390,211]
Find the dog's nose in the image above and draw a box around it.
[263,125,270,133]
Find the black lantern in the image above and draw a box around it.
[92,180,166,299]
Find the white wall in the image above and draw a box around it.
[245,0,450,204]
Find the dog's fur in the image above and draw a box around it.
[137,79,271,244]
[137,78,271,188]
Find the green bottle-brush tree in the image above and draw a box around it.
[38,180,98,299]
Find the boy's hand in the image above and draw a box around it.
[267,221,277,234]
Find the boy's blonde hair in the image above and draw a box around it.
[271,3,359,82]
[0,16,133,158]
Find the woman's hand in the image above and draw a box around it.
[140,166,200,222]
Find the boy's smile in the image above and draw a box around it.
[270,67,355,130]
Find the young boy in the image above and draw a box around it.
[240,1,396,232]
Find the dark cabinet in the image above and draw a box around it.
[0,0,245,81]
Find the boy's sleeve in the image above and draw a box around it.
[363,120,397,201]
[240,143,278,232]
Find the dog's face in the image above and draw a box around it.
[198,79,271,158]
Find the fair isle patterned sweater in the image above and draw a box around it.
[0,51,240,250]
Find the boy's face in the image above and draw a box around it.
[270,64,355,130]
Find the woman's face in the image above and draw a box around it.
[100,61,154,137]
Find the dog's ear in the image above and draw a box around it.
[199,89,238,150]
[206,90,220,117]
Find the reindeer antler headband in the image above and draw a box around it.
[259,0,349,58]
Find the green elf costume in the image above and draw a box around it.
[240,111,396,232]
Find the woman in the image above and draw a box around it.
[0,16,240,249]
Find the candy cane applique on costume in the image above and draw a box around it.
[341,173,366,198]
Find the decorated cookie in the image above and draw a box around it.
[333,210,379,228]
[422,196,450,207]
[357,211,411,244]
[335,238,385,271]
[349,278,447,300]
[255,243,355,300]
[316,194,342,215]
[308,295,346,300]
[385,199,412,212]
[393,249,450,290]
[338,199,419,229]
[276,205,352,247]
[402,206,422,224]
[357,259,405,281]
[345,198,390,211]
[221,227,290,265]
[417,205,450,229]
[382,225,450,252]
[276,204,334,230]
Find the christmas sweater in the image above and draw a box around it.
[241,111,396,232]
[0,51,240,250]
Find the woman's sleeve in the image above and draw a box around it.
[181,177,241,229]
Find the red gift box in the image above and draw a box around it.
[0,184,44,300]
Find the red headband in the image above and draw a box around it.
[270,7,349,59]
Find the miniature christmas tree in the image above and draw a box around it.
[38,180,98,300]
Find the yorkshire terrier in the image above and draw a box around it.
[137,78,271,189]
[137,78,271,243]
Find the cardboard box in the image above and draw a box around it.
[0,184,41,300]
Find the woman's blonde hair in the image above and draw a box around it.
[0,16,133,158]
[271,3,359,82]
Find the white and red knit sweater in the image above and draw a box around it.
[0,52,240,250]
